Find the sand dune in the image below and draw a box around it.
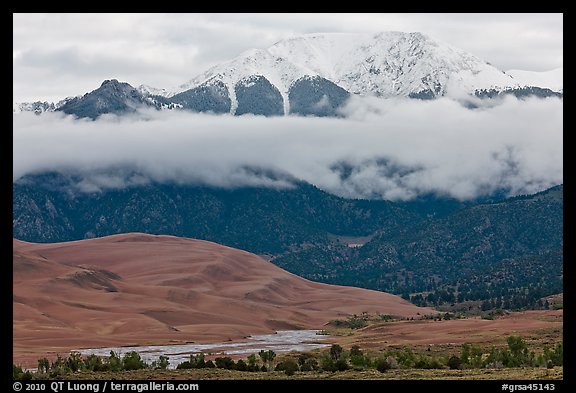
[13,233,434,366]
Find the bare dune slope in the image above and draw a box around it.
[13,233,433,365]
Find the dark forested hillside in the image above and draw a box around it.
[13,173,562,311]
[273,185,563,310]
[13,173,419,253]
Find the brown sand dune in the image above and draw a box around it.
[13,233,434,366]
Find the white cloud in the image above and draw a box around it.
[13,97,563,201]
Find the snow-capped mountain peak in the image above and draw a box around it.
[14,31,562,119]
[176,31,527,101]
[136,84,173,97]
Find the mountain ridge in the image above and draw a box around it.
[14,32,563,118]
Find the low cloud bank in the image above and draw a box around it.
[13,96,563,201]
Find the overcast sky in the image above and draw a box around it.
[13,13,563,103]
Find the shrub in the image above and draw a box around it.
[276,359,299,376]
[375,358,391,373]
[461,344,483,368]
[396,348,417,368]
[106,351,122,372]
[346,314,368,329]
[448,355,463,370]
[215,357,235,370]
[83,354,105,372]
[176,361,193,370]
[330,314,369,329]
[349,346,371,369]
[507,336,527,357]
[151,355,169,370]
[205,360,215,368]
[349,345,363,358]
[37,358,50,374]
[299,357,319,371]
[415,356,443,369]
[66,352,84,372]
[235,359,248,371]
[350,354,369,368]
[246,354,259,371]
[13,364,24,379]
[333,359,349,371]
[283,359,299,376]
[122,351,147,371]
[49,355,67,377]
[330,344,343,361]
[298,353,315,367]
[551,343,563,366]
[329,319,345,327]
[22,370,33,380]
[258,350,276,371]
[188,353,206,369]
[320,357,336,372]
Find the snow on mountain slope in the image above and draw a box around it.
[506,68,563,92]
[13,97,76,114]
[136,84,173,97]
[13,32,562,117]
[176,32,525,104]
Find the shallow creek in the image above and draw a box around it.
[75,330,330,368]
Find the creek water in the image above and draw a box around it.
[75,330,330,368]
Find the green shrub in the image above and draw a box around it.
[176,361,193,370]
[188,353,206,369]
[551,343,563,366]
[396,348,417,368]
[349,346,371,369]
[258,350,276,371]
[320,357,336,372]
[334,359,349,371]
[375,358,391,373]
[49,354,67,377]
[330,344,343,361]
[276,359,299,375]
[151,355,169,370]
[13,364,24,379]
[247,354,258,370]
[414,356,443,369]
[299,357,319,371]
[349,345,363,357]
[37,358,50,374]
[448,355,463,370]
[235,359,248,371]
[346,314,368,329]
[215,357,235,370]
[83,354,105,372]
[66,352,84,372]
[106,351,122,372]
[122,351,147,371]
